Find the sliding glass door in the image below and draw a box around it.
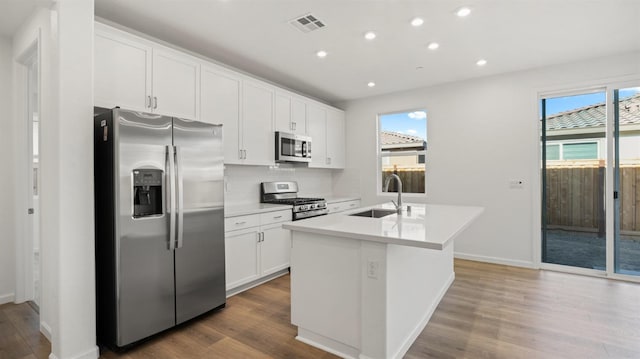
[614,87,640,276]
[541,86,640,278]
[541,91,607,270]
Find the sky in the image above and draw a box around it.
[544,87,640,116]
[380,110,427,140]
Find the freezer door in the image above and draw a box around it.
[173,118,226,324]
[115,109,176,346]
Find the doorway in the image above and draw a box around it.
[540,86,640,278]
[17,43,41,308]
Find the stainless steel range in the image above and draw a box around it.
[261,181,327,220]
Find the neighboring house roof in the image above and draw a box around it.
[547,93,640,130]
[380,131,426,150]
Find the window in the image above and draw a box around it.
[378,110,427,194]
[545,141,598,160]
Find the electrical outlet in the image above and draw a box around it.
[367,260,379,279]
[509,179,524,189]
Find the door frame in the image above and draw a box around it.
[534,76,640,282]
[14,36,40,304]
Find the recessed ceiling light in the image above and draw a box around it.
[364,31,376,40]
[316,50,328,58]
[476,59,487,66]
[456,7,471,17]
[367,82,376,88]
[410,17,424,27]
[427,42,439,50]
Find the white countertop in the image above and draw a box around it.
[224,203,292,217]
[283,202,483,250]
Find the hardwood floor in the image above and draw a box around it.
[0,301,50,359]
[3,259,640,358]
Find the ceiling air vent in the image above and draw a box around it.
[289,13,326,33]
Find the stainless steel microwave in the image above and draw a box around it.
[275,132,311,163]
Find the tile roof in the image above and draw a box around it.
[546,93,640,130]
[380,131,424,145]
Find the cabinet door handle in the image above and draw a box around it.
[146,95,152,108]
[292,122,296,131]
[349,203,356,207]
[153,96,158,109]
[243,149,247,159]
[235,221,246,225]
[273,215,282,219]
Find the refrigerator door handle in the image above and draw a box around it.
[175,146,184,249]
[167,145,177,251]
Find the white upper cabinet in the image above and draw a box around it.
[94,27,152,112]
[151,47,200,120]
[307,103,346,169]
[94,22,343,167]
[307,103,327,168]
[95,24,199,120]
[275,91,307,135]
[200,65,242,163]
[241,80,274,165]
[326,108,346,168]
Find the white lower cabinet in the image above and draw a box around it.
[224,227,260,288]
[224,209,292,291]
[260,223,292,276]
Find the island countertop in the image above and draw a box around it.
[283,202,484,250]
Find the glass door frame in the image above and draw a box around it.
[537,79,640,282]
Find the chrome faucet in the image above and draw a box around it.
[383,174,403,212]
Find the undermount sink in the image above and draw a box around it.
[349,208,398,218]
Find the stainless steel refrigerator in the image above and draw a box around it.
[94,108,225,348]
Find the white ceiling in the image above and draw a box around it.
[0,0,41,37]
[100,1,640,103]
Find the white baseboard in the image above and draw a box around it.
[392,272,455,359]
[49,346,99,359]
[40,321,53,341]
[0,293,15,305]
[226,269,289,298]
[454,252,535,269]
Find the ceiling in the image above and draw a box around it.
[98,1,640,103]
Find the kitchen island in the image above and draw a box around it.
[283,203,483,359]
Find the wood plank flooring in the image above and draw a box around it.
[0,301,50,359]
[3,259,640,358]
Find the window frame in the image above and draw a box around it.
[545,139,602,161]
[376,109,428,198]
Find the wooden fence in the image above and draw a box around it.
[545,161,640,233]
[382,169,425,194]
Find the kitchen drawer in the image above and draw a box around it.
[260,209,292,225]
[225,214,260,232]
[328,200,361,214]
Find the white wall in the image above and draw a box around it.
[12,2,98,358]
[225,164,334,205]
[334,52,640,268]
[0,35,16,305]
[51,1,97,358]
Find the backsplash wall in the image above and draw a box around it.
[224,164,334,205]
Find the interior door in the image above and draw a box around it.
[173,118,226,324]
[116,110,175,346]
